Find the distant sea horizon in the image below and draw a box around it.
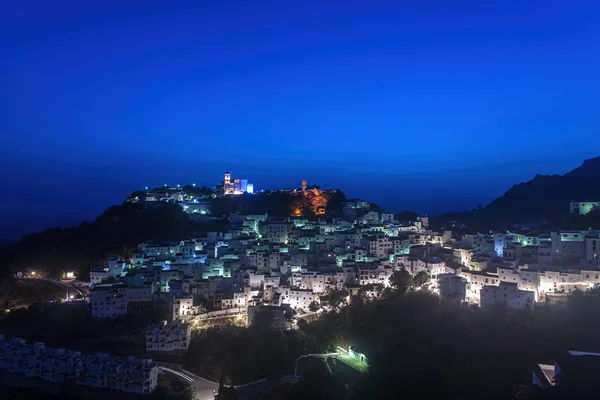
[0,216,81,242]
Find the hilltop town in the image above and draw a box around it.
[2,168,600,399]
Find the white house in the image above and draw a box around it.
[171,296,195,321]
[280,288,316,311]
[0,336,159,394]
[438,273,468,305]
[90,283,129,319]
[146,320,191,352]
[89,267,109,285]
[570,201,600,215]
[480,281,535,310]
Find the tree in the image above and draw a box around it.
[289,370,345,400]
[413,271,431,288]
[308,301,321,312]
[327,190,346,213]
[395,210,418,222]
[389,269,413,293]
[369,203,381,212]
[250,308,276,330]
[215,373,239,400]
[326,288,349,310]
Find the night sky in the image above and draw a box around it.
[1,0,600,228]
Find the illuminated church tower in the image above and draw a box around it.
[224,171,233,194]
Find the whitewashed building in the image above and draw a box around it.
[480,282,535,310]
[280,288,316,310]
[171,296,195,321]
[90,267,109,285]
[146,320,191,352]
[0,336,159,394]
[90,283,129,319]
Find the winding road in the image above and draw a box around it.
[17,277,85,299]
[160,366,218,400]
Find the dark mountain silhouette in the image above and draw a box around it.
[0,216,80,242]
[433,156,600,230]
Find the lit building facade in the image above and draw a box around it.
[570,201,600,215]
[146,320,191,352]
[0,336,159,394]
[223,171,253,195]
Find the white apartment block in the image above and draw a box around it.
[0,336,158,394]
[381,212,395,223]
[143,243,177,258]
[458,270,500,304]
[300,272,328,293]
[539,270,594,295]
[480,282,535,310]
[570,201,600,215]
[494,232,551,258]
[280,288,316,310]
[171,296,195,321]
[358,267,381,286]
[90,267,109,285]
[368,235,394,259]
[264,275,281,288]
[438,274,468,304]
[259,220,292,243]
[235,270,264,289]
[552,231,586,264]
[129,285,153,302]
[90,283,129,319]
[146,320,191,352]
[214,287,251,310]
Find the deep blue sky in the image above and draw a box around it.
[1,0,600,226]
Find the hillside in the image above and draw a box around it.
[0,203,227,280]
[0,189,346,280]
[210,189,346,218]
[433,156,600,230]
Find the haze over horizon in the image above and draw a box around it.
[2,0,600,227]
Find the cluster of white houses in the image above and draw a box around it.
[88,200,600,333]
[0,335,159,394]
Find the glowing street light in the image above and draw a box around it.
[145,186,148,190]
[177,184,180,188]
[192,183,196,187]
